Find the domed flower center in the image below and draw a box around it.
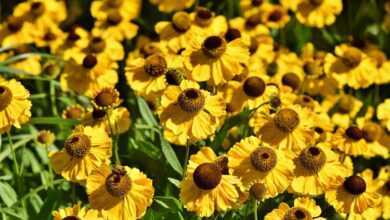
[64,134,91,158]
[140,44,161,57]
[314,127,324,134]
[82,54,98,69]
[274,108,300,132]
[284,207,312,220]
[252,0,263,6]
[268,9,283,22]
[267,62,278,76]
[105,166,132,197]
[310,0,324,6]
[64,107,84,119]
[345,126,363,140]
[303,61,323,76]
[30,2,45,16]
[295,95,314,109]
[144,54,167,77]
[193,163,222,190]
[106,0,123,8]
[337,95,354,113]
[299,146,326,173]
[165,68,184,85]
[107,12,122,25]
[37,131,55,145]
[172,12,191,33]
[202,36,227,58]
[43,32,56,41]
[243,77,266,97]
[249,37,260,54]
[62,216,81,220]
[195,7,213,27]
[341,48,362,68]
[0,86,12,111]
[245,14,261,29]
[89,37,106,53]
[250,147,277,172]
[178,88,205,113]
[67,29,80,42]
[270,96,282,109]
[7,16,23,32]
[250,183,266,200]
[94,88,119,108]
[282,73,301,91]
[344,176,366,195]
[92,109,106,120]
[225,28,241,42]
[362,122,382,142]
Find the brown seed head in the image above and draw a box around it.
[299,146,327,173]
[193,163,222,190]
[250,147,277,172]
[243,77,266,97]
[144,54,167,77]
[195,7,213,27]
[284,207,313,220]
[344,175,366,195]
[82,54,98,69]
[345,126,363,140]
[274,108,300,132]
[202,36,227,58]
[172,12,191,32]
[64,134,91,158]
[282,73,301,91]
[105,166,132,197]
[178,88,205,113]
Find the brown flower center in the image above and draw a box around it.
[341,48,362,68]
[268,9,283,22]
[172,12,191,33]
[30,2,45,16]
[82,54,98,69]
[215,156,229,175]
[144,54,167,77]
[243,77,266,97]
[267,62,278,76]
[270,96,282,109]
[92,108,106,120]
[37,131,55,145]
[193,163,222,190]
[178,88,205,113]
[107,12,122,25]
[299,146,326,173]
[165,68,184,85]
[362,122,382,142]
[250,147,277,172]
[252,0,263,6]
[0,86,12,111]
[310,0,324,6]
[105,166,132,197]
[195,7,213,27]
[107,0,123,7]
[245,14,261,29]
[63,106,84,119]
[345,126,363,140]
[338,95,354,113]
[64,134,91,158]
[94,88,119,108]
[202,36,227,58]
[250,183,266,200]
[274,108,300,132]
[43,32,56,41]
[295,95,315,110]
[89,37,106,53]
[284,207,312,220]
[225,28,242,42]
[62,216,81,220]
[282,73,301,91]
[67,29,80,42]
[249,37,260,54]
[344,176,366,195]
[7,16,23,32]
[303,61,323,76]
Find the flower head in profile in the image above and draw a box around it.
[331,126,369,157]
[52,203,103,220]
[83,107,131,135]
[265,197,324,220]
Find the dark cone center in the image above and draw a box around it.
[299,146,326,173]
[341,48,362,68]
[243,77,266,97]
[268,10,283,22]
[252,0,263,6]
[107,0,123,7]
[245,14,261,29]
[338,95,354,113]
[92,108,106,120]
[284,207,312,220]
[144,54,167,77]
[30,2,45,16]
[250,147,277,172]
[105,166,132,197]
[225,28,242,42]
[140,44,161,57]
[107,12,122,25]
[165,68,184,85]
[172,12,191,33]
[64,134,91,158]
[82,54,98,69]
[94,89,118,108]
[89,37,106,53]
[282,73,301,91]
[62,216,81,220]
[202,36,226,58]
[195,7,213,27]
[193,163,222,190]
[7,16,23,32]
[274,108,300,132]
[0,86,13,111]
[178,88,205,113]
[44,32,56,41]
[266,62,278,77]
[345,126,363,141]
[64,107,83,119]
[344,176,367,195]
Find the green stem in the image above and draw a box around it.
[253,200,258,220]
[45,147,54,188]
[50,81,58,116]
[21,179,65,202]
[106,113,120,165]
[183,143,190,176]
[6,132,19,175]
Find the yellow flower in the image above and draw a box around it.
[149,0,196,13]
[331,126,369,157]
[328,94,363,129]
[240,0,268,16]
[10,54,42,76]
[296,0,343,28]
[83,107,131,135]
[180,147,241,217]
[265,197,324,220]
[280,0,300,11]
[55,27,90,60]
[184,34,250,85]
[62,104,86,120]
[90,0,141,21]
[87,164,154,220]
[364,46,390,85]
[325,169,382,215]
[60,56,118,96]
[49,125,112,182]
[0,16,34,47]
[127,36,168,60]
[324,44,377,89]
[91,87,121,110]
[229,15,270,38]
[158,80,226,145]
[0,78,32,134]
[227,136,294,198]
[52,203,103,220]
[377,99,390,131]
[250,104,315,154]
[356,120,389,159]
[261,3,290,29]
[190,7,228,36]
[37,130,55,146]
[290,143,351,196]
[31,21,65,53]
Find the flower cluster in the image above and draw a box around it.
[0,0,389,219]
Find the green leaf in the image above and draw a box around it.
[168,178,181,188]
[35,189,61,220]
[0,182,18,207]
[137,96,158,127]
[30,117,79,126]
[159,134,183,175]
[154,196,183,212]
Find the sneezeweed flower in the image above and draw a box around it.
[190,7,228,36]
[149,0,196,13]
[55,27,89,60]
[49,125,112,182]
[83,107,131,135]
[92,87,121,110]
[62,105,86,120]
[324,44,377,89]
[52,203,103,220]
[9,54,42,76]
[265,197,324,220]
[240,0,267,16]
[357,121,389,158]
[326,169,382,216]
[295,0,343,28]
[184,34,250,85]
[249,104,315,154]
[261,3,290,29]
[364,46,390,85]
[180,147,241,217]
[290,143,351,196]
[377,99,390,131]
[0,77,32,134]
[229,14,270,37]
[227,136,295,197]
[87,164,154,220]
[158,80,226,145]
[331,126,369,157]
[37,130,55,146]
[325,94,363,129]
[90,0,141,21]
[0,16,34,47]
[31,22,65,53]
